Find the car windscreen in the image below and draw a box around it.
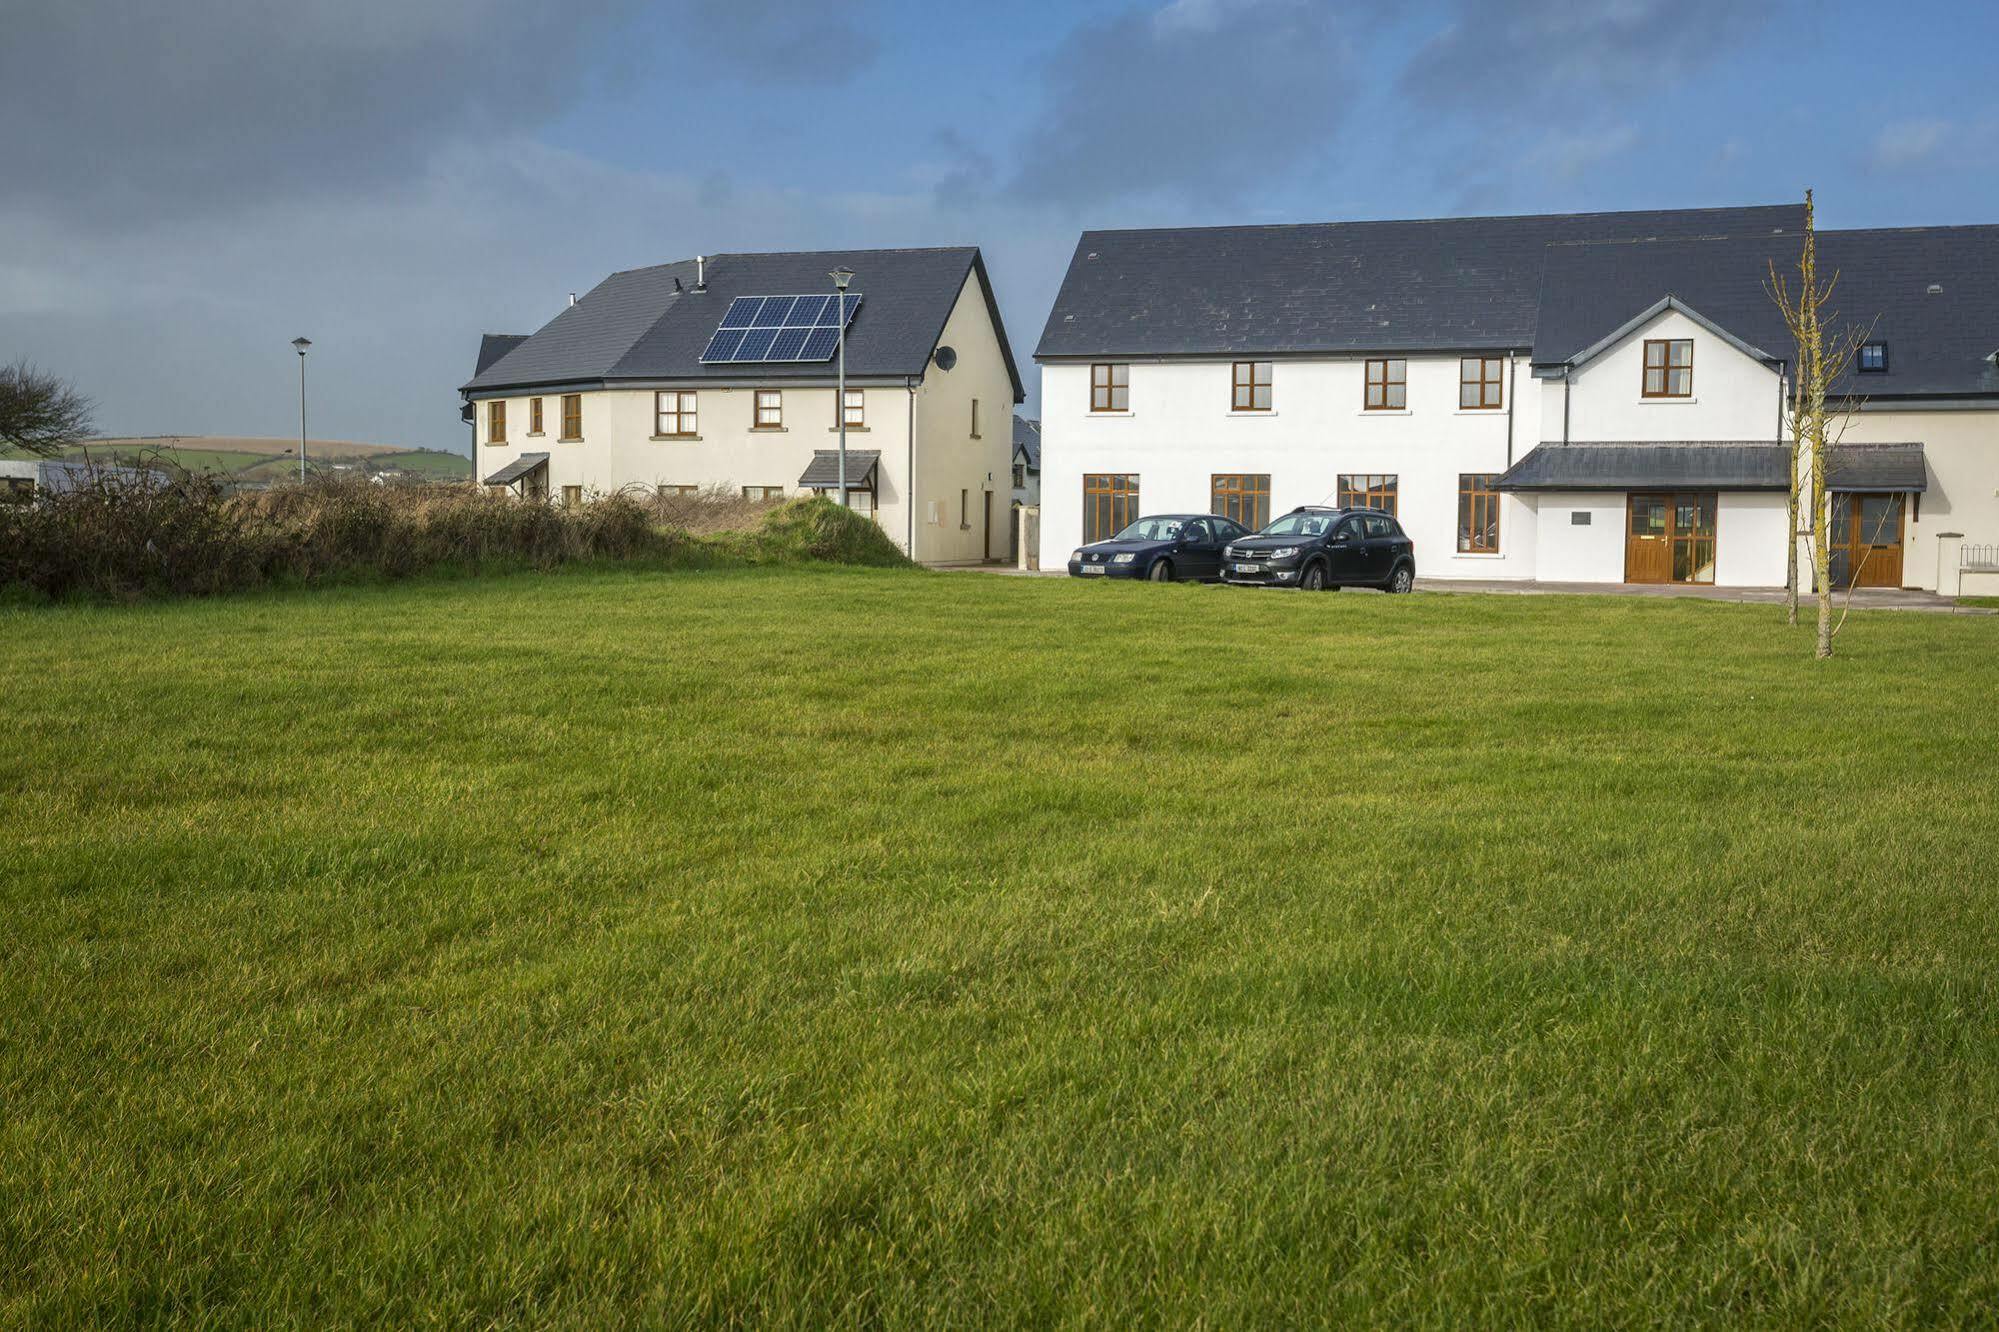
[1113,518,1183,542]
[1259,512,1334,537]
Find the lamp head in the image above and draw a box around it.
[292,337,312,354]
[828,267,855,291]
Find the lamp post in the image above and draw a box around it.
[291,337,312,484]
[829,267,854,508]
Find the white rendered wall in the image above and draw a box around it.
[1838,406,1999,591]
[1550,307,1784,444]
[1036,354,1543,578]
[1528,492,1629,582]
[1715,492,1789,587]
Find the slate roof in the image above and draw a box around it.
[798,449,881,489]
[1034,205,1802,360]
[483,452,549,486]
[1012,416,1040,469]
[1533,225,1999,397]
[1498,441,1931,491]
[464,248,1023,402]
[475,334,530,376]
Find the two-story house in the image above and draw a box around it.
[463,247,1024,564]
[1034,205,1999,592]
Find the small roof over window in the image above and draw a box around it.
[483,452,549,486]
[798,449,880,490]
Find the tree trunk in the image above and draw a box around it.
[1785,445,1800,627]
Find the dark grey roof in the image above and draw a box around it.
[1828,443,1928,491]
[1035,205,1802,360]
[1534,226,1999,397]
[798,449,880,489]
[465,249,1023,402]
[482,452,548,486]
[1012,416,1040,468]
[475,333,530,376]
[1498,443,1791,491]
[1498,441,1932,491]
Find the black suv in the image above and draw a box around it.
[1221,507,1416,591]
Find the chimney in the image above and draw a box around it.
[695,255,706,291]
[568,292,578,307]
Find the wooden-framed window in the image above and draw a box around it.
[487,400,506,444]
[655,391,697,437]
[1364,359,1406,411]
[1232,361,1273,412]
[971,399,981,438]
[1211,473,1271,530]
[560,394,582,440]
[839,389,864,427]
[754,390,783,428]
[1458,474,1502,553]
[1012,461,1026,489]
[528,397,544,435]
[1083,473,1139,543]
[1459,356,1504,409]
[1091,363,1129,412]
[561,485,582,511]
[742,485,784,501]
[1643,339,1693,397]
[658,484,699,497]
[1337,473,1398,515]
[960,488,970,527]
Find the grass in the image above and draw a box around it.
[3,571,1997,1325]
[1959,595,1999,609]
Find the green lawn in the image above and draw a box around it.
[4,570,1997,1325]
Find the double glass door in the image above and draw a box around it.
[1626,492,1717,584]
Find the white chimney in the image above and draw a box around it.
[568,292,577,306]
[696,255,706,290]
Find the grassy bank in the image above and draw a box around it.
[3,571,1996,1324]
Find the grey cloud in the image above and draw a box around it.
[1010,0,1354,207]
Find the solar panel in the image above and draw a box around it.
[698,291,863,363]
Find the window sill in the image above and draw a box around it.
[1454,408,1505,416]
[1639,397,1698,405]
[1453,549,1506,559]
[651,434,701,442]
[526,431,545,438]
[1087,409,1134,418]
[827,425,871,433]
[1359,408,1411,417]
[749,426,787,433]
[1228,410,1279,417]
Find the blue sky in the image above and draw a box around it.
[3,0,1996,453]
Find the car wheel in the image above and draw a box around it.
[1148,558,1173,582]
[1300,561,1327,591]
[1386,564,1414,594]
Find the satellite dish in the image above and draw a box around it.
[933,345,957,371]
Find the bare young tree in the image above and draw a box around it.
[1767,191,1867,660]
[0,359,95,458]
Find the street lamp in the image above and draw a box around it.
[829,267,854,508]
[291,337,312,484]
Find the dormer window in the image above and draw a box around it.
[1858,342,1889,373]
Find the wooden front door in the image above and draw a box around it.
[1626,492,1718,584]
[1831,492,1905,588]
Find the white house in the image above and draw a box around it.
[1034,205,1999,592]
[463,247,1025,564]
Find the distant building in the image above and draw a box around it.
[0,457,161,501]
[462,247,1026,564]
[1011,416,1040,507]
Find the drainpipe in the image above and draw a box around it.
[1775,366,1787,441]
[906,376,918,559]
[1505,353,1517,465]
[1562,367,1572,443]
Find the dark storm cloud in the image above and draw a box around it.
[1010,0,1355,207]
[0,0,881,218]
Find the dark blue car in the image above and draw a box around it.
[1067,513,1251,582]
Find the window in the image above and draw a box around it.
[528,397,544,435]
[487,400,506,444]
[1858,342,1889,373]
[3,477,34,504]
[1458,474,1501,553]
[1012,462,1026,489]
[1091,363,1130,412]
[1460,356,1504,410]
[960,488,970,528]
[658,484,699,497]
[1362,515,1396,539]
[1211,473,1272,530]
[561,485,581,511]
[1364,359,1406,411]
[655,391,698,437]
[971,399,981,438]
[1232,361,1273,411]
[560,394,582,440]
[1337,474,1398,515]
[742,485,784,501]
[1082,474,1140,543]
[754,390,783,428]
[840,389,864,427]
[1643,339,1693,397]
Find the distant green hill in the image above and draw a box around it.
[4,437,472,483]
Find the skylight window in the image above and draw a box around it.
[1858,342,1889,373]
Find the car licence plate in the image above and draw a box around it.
[1233,562,1262,573]
[1079,564,1106,575]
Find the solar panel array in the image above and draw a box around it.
[699,293,863,364]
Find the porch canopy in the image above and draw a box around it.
[483,452,549,487]
[798,449,879,491]
[1498,441,1927,492]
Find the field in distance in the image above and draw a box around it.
[21,436,471,482]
